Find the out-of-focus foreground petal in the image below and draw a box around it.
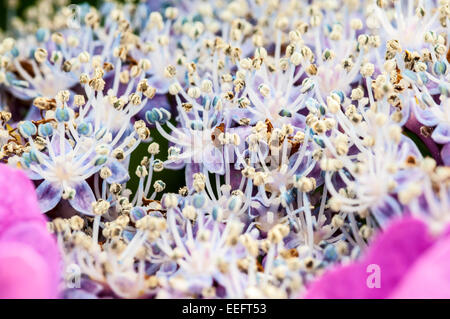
[391,236,450,299]
[0,242,54,299]
[0,164,61,298]
[305,218,434,299]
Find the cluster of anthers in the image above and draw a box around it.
[0,0,448,299]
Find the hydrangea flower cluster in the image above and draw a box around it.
[0,0,449,299]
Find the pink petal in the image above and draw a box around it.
[0,164,45,232]
[0,242,55,299]
[390,236,450,299]
[304,263,367,299]
[305,218,434,299]
[0,164,61,298]
[0,221,61,293]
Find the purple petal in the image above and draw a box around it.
[431,123,450,144]
[413,106,439,127]
[372,196,403,227]
[164,158,186,170]
[203,146,224,174]
[231,108,257,124]
[63,289,98,299]
[106,160,130,184]
[442,143,450,166]
[68,181,96,216]
[145,0,165,11]
[228,126,252,149]
[186,163,201,189]
[8,87,37,100]
[398,135,422,161]
[35,180,62,214]
[25,168,45,181]
[25,106,42,122]
[292,113,307,129]
[229,168,243,191]
[249,141,269,161]
[148,77,170,93]
[288,152,309,174]
[397,98,411,126]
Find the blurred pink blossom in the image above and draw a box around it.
[0,164,61,299]
[305,217,450,299]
